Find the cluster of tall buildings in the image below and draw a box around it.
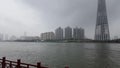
[0,0,111,42]
[41,26,85,41]
[40,0,111,41]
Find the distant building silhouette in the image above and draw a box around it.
[5,34,9,40]
[41,32,55,41]
[65,26,72,40]
[0,33,3,41]
[10,35,17,41]
[95,0,110,41]
[55,27,63,40]
[24,32,27,37]
[20,36,40,41]
[73,27,85,40]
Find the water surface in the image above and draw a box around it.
[0,42,120,68]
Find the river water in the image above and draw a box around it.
[0,42,120,68]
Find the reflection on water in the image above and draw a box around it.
[0,42,120,68]
[94,44,111,68]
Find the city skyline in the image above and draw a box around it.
[41,26,85,41]
[0,0,120,39]
[0,26,85,41]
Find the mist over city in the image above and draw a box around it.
[0,0,120,40]
[0,0,120,68]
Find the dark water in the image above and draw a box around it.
[0,42,120,68]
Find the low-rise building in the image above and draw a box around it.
[41,32,55,41]
[19,36,40,41]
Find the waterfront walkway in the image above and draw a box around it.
[0,57,69,68]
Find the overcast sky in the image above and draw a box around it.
[0,0,120,39]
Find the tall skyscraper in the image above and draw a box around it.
[73,27,85,40]
[65,26,72,40]
[55,27,63,40]
[95,0,110,41]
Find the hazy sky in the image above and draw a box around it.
[0,0,120,39]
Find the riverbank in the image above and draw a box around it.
[2,39,120,43]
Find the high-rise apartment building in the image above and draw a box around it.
[65,26,72,40]
[55,27,63,40]
[73,27,85,40]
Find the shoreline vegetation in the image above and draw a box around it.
[1,39,120,43]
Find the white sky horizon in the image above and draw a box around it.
[0,0,120,39]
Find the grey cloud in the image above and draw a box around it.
[20,0,120,39]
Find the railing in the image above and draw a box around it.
[0,57,69,68]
